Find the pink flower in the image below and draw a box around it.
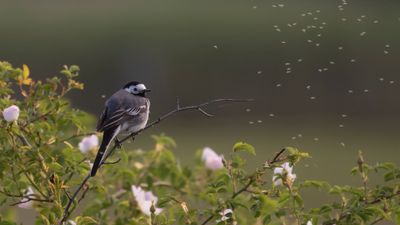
[2,105,20,122]
[201,147,224,171]
[18,187,34,209]
[131,185,163,216]
[78,135,99,154]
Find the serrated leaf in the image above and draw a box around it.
[233,142,256,155]
[20,64,32,85]
[76,216,97,225]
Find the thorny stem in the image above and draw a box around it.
[58,98,253,225]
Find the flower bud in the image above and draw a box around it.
[202,147,224,171]
[2,105,20,122]
[78,135,99,154]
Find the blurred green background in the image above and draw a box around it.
[1,0,400,222]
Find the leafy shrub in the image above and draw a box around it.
[0,62,399,225]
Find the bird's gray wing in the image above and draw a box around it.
[96,107,108,132]
[97,89,149,132]
[96,105,147,132]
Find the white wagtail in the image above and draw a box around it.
[91,81,151,176]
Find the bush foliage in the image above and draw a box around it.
[0,62,399,225]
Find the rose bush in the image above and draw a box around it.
[0,61,399,225]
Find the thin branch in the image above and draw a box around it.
[10,197,52,206]
[232,178,253,199]
[102,158,122,165]
[59,132,96,143]
[200,148,287,225]
[197,107,214,117]
[59,173,91,224]
[0,190,52,206]
[17,133,32,148]
[369,217,384,225]
[153,181,188,194]
[22,110,55,128]
[367,191,400,205]
[58,98,253,225]
[328,191,400,225]
[0,190,33,198]
[200,215,215,225]
[271,148,286,164]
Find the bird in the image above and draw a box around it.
[90,81,151,177]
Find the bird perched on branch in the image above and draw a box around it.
[91,81,151,176]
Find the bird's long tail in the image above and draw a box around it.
[91,129,117,177]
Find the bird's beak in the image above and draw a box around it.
[143,89,151,93]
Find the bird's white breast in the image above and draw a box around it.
[120,99,150,135]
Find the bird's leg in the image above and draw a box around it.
[114,138,122,149]
[131,136,136,143]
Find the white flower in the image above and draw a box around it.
[216,209,233,223]
[18,187,34,209]
[2,105,20,122]
[84,159,93,169]
[273,162,297,186]
[306,220,313,225]
[201,147,224,171]
[67,221,77,225]
[131,185,163,216]
[78,135,99,154]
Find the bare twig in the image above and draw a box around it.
[0,190,33,198]
[59,173,91,224]
[232,178,253,199]
[58,98,253,225]
[0,189,52,206]
[10,197,52,206]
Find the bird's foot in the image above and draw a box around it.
[114,138,122,149]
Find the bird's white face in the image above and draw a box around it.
[125,83,148,95]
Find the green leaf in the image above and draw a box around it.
[233,142,256,155]
[395,209,400,225]
[76,216,97,225]
[157,196,174,208]
[259,195,279,213]
[152,134,176,148]
[300,180,330,190]
[0,221,17,225]
[48,162,63,173]
[384,172,395,182]
[263,215,272,224]
[293,194,303,207]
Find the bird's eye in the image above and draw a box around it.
[133,88,137,91]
